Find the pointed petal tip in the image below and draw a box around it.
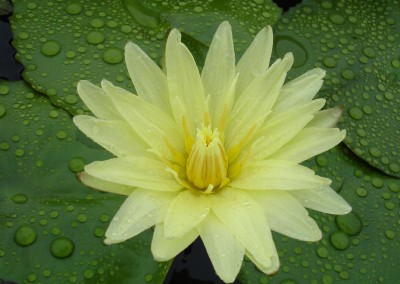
[168,28,182,41]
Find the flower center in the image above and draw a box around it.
[186,126,228,192]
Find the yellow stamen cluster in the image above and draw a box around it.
[186,126,228,193]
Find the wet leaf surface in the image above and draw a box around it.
[0,80,170,284]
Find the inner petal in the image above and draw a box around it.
[186,126,228,191]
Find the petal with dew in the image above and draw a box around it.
[199,212,244,283]
[77,80,122,120]
[273,68,326,114]
[77,171,134,196]
[307,107,343,128]
[84,157,182,191]
[245,247,279,275]
[201,21,236,128]
[291,186,352,215]
[211,188,276,269]
[164,189,210,238]
[105,189,176,244]
[251,191,322,241]
[102,80,185,164]
[236,26,273,96]
[125,42,170,112]
[151,223,198,261]
[73,115,150,158]
[226,53,294,156]
[230,160,331,191]
[166,29,207,137]
[270,127,346,163]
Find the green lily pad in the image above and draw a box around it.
[0,80,169,283]
[239,144,400,283]
[272,0,400,177]
[10,0,280,115]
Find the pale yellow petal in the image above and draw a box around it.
[273,68,326,114]
[249,112,313,162]
[201,21,236,127]
[166,29,206,136]
[245,247,279,275]
[291,186,352,215]
[102,80,185,163]
[73,115,150,158]
[230,160,331,190]
[77,171,134,195]
[125,42,171,112]
[270,128,346,163]
[84,157,182,191]
[211,188,275,269]
[151,223,198,261]
[164,189,210,238]
[105,189,176,244]
[77,80,122,120]
[226,53,294,154]
[251,191,322,241]
[307,107,343,128]
[236,26,273,96]
[199,212,244,283]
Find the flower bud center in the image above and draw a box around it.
[186,126,228,191]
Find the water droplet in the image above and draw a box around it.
[86,31,105,44]
[102,48,123,64]
[330,230,350,250]
[41,41,61,57]
[0,84,10,95]
[336,212,362,236]
[14,225,37,246]
[68,157,85,173]
[66,3,83,15]
[11,193,28,204]
[50,237,74,258]
[0,104,6,118]
[90,18,105,28]
[348,106,363,120]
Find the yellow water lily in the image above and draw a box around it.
[73,21,351,283]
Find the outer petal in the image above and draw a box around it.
[151,223,198,261]
[245,247,279,275]
[226,54,293,157]
[307,107,343,128]
[199,212,244,283]
[73,115,150,158]
[236,26,273,96]
[230,160,331,191]
[164,189,210,238]
[84,157,182,191]
[77,171,134,195]
[251,191,322,241]
[77,80,122,120]
[211,188,276,269]
[166,29,207,137]
[273,68,326,114]
[201,21,236,128]
[102,80,184,163]
[270,128,346,163]
[125,42,171,113]
[105,189,176,244]
[291,186,352,215]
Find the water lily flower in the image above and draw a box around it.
[73,21,351,283]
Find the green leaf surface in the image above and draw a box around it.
[272,0,400,177]
[239,145,400,283]
[10,0,281,115]
[0,80,170,284]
